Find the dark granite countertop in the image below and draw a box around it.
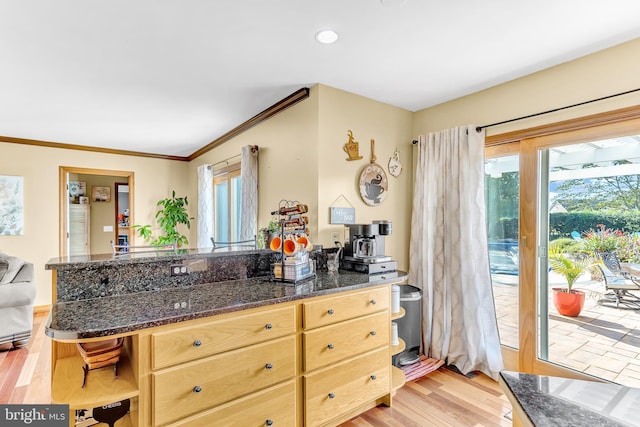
[46,270,407,341]
[499,371,640,427]
[45,247,264,271]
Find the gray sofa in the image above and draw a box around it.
[0,254,35,350]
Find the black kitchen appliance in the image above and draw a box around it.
[341,221,398,275]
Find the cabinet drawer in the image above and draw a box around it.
[304,348,390,427]
[168,380,296,427]
[368,261,398,275]
[368,271,398,282]
[153,335,296,426]
[303,286,389,329]
[152,304,295,369]
[303,311,388,372]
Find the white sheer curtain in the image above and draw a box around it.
[409,125,503,380]
[197,164,214,248]
[239,145,258,242]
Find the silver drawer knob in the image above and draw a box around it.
[370,331,376,336]
[327,344,334,350]
[265,323,273,330]
[370,299,377,304]
[193,386,202,393]
[265,363,273,370]
[327,309,334,315]
[370,375,377,380]
[266,420,274,426]
[193,339,202,347]
[328,393,335,399]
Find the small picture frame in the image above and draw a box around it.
[92,186,111,202]
[79,196,89,205]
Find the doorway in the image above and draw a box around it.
[59,167,134,257]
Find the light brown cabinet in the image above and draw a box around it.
[50,284,397,426]
[151,305,296,370]
[153,335,296,425]
[303,311,388,372]
[302,287,392,427]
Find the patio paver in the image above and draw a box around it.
[492,272,640,387]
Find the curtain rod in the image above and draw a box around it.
[212,145,259,167]
[411,87,640,144]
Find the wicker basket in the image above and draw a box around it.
[77,337,124,387]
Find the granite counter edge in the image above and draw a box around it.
[45,272,408,341]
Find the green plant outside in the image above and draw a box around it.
[581,224,621,254]
[489,212,640,242]
[548,248,599,293]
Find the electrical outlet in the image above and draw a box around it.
[170,264,189,276]
[331,232,340,245]
[172,300,190,309]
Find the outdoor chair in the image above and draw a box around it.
[596,252,640,308]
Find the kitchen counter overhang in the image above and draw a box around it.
[46,270,407,340]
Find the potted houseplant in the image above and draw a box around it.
[133,191,193,247]
[548,248,597,317]
[257,217,280,249]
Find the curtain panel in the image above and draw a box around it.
[197,164,214,248]
[409,125,503,380]
[240,145,258,242]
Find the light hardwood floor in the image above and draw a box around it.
[1,311,513,426]
[340,368,512,427]
[0,310,51,404]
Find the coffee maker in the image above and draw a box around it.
[341,220,397,274]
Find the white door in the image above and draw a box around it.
[68,204,90,256]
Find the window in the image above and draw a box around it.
[213,165,242,244]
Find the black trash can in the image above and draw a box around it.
[392,284,423,368]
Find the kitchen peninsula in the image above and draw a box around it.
[45,248,407,426]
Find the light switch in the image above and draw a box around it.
[103,225,114,232]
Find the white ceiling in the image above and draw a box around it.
[2,0,640,158]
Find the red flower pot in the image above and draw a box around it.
[552,288,585,317]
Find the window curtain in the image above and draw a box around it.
[197,164,214,248]
[240,145,258,242]
[409,125,503,380]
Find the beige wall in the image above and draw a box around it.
[187,84,414,271]
[75,174,120,254]
[0,142,188,306]
[413,37,640,137]
[187,85,320,242]
[317,85,413,271]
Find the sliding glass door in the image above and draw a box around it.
[538,137,640,386]
[485,150,520,352]
[487,114,640,386]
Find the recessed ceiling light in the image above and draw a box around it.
[315,30,338,44]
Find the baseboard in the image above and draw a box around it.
[34,304,51,314]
